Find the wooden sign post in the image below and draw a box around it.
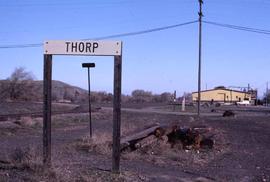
[43,40,122,173]
[43,54,52,167]
[112,55,121,172]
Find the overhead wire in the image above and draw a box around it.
[0,0,194,8]
[1,19,270,49]
[203,20,270,35]
[0,20,198,49]
[0,43,43,49]
[84,20,198,40]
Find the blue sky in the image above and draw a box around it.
[0,0,269,97]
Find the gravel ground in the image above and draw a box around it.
[0,104,270,181]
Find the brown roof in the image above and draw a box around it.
[192,88,250,94]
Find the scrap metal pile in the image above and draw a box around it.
[121,124,215,152]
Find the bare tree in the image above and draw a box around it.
[160,92,173,103]
[0,80,10,101]
[5,67,36,101]
[131,90,153,103]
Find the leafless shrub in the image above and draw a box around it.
[129,89,174,103]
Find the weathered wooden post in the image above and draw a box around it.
[43,54,52,167]
[112,55,122,173]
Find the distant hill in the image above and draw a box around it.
[0,79,176,104]
[0,80,88,102]
[38,80,88,102]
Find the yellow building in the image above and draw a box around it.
[192,87,251,103]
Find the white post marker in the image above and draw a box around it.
[182,97,186,111]
[44,40,122,56]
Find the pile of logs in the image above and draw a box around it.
[120,124,214,152]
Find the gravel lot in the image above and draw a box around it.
[0,103,270,181]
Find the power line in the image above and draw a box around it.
[203,20,270,35]
[0,43,43,49]
[84,20,198,40]
[2,19,269,49]
[0,20,198,49]
[205,20,270,34]
[0,0,194,8]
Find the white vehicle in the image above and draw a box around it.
[237,99,251,106]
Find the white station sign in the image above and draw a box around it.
[44,40,122,56]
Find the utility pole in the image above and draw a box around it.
[197,0,203,116]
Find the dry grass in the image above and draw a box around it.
[0,146,60,181]
[0,121,21,136]
[122,136,170,164]
[77,169,149,182]
[121,122,138,137]
[51,109,112,128]
[0,117,42,136]
[14,116,42,128]
[75,132,112,155]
